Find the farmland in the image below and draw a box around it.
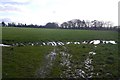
[2,27,118,42]
[1,27,119,79]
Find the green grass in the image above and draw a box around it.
[2,46,53,78]
[3,44,119,78]
[1,27,119,78]
[2,27,118,42]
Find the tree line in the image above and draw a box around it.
[60,19,119,31]
[1,19,119,31]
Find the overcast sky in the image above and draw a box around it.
[0,0,119,26]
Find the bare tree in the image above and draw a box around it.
[61,22,68,28]
[67,21,73,28]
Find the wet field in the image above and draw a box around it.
[1,40,117,47]
[2,27,119,78]
[2,40,119,78]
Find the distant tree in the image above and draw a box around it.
[85,20,91,28]
[61,22,64,28]
[8,22,16,27]
[4,19,116,31]
[72,19,78,28]
[28,24,34,27]
[99,21,104,28]
[67,21,72,28]
[82,20,87,28]
[8,23,11,27]
[91,20,96,27]
[17,23,22,27]
[76,19,82,28]
[1,21,6,27]
[70,19,77,29]
[61,22,68,28]
[45,22,59,28]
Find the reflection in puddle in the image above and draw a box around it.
[46,51,57,61]
[57,42,64,46]
[60,50,97,78]
[74,42,80,44]
[90,40,100,44]
[0,44,11,47]
[36,49,57,78]
[103,40,117,44]
[66,42,71,44]
[8,40,117,47]
[89,52,96,55]
[35,45,111,78]
[82,41,88,44]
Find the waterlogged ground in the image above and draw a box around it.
[35,44,118,78]
[2,27,119,79]
[2,41,119,79]
[1,40,117,47]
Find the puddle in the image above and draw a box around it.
[94,46,97,47]
[103,40,117,44]
[35,49,57,78]
[42,42,46,45]
[60,50,97,78]
[0,44,11,47]
[7,40,117,47]
[57,42,65,46]
[89,52,96,55]
[59,52,71,67]
[35,45,114,78]
[74,42,80,44]
[79,51,96,78]
[47,42,57,46]
[82,41,88,44]
[66,42,71,44]
[90,40,100,44]
[46,49,57,61]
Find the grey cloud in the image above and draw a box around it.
[0,0,31,12]
[0,0,31,5]
[0,1,30,5]
[0,18,12,22]
[0,5,21,12]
